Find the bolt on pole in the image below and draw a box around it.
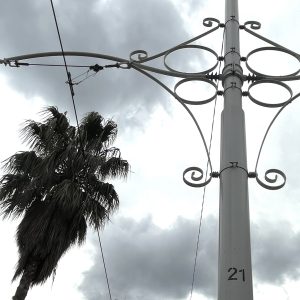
[218,0,253,299]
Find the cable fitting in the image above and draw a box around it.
[246,73,263,83]
[242,91,249,97]
[211,172,220,178]
[248,172,257,178]
[89,64,104,72]
[105,63,121,69]
[206,72,220,81]
[217,90,224,96]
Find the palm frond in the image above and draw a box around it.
[0,174,33,218]
[101,119,118,146]
[99,157,129,180]
[3,151,40,175]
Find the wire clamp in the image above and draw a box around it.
[211,171,220,178]
[89,64,104,72]
[248,172,257,178]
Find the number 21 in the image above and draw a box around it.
[228,267,245,282]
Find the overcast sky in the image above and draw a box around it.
[1,0,300,300]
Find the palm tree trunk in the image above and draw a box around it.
[12,262,37,300]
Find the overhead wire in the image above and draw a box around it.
[11,61,122,86]
[97,229,113,300]
[189,27,226,300]
[49,0,80,129]
[12,62,94,68]
[49,1,113,299]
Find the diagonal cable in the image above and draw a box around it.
[97,229,113,300]
[189,27,226,300]
[49,0,81,134]
[49,2,113,299]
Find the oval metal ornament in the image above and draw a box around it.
[174,78,218,105]
[164,45,219,76]
[248,79,293,108]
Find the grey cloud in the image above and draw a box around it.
[79,216,218,300]
[0,0,191,128]
[252,221,300,284]
[79,216,300,300]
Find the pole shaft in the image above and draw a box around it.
[218,1,253,300]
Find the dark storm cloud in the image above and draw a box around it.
[79,216,300,300]
[79,216,219,300]
[0,0,191,127]
[252,221,300,284]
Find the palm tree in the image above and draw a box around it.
[0,106,129,300]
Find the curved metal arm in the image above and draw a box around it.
[1,18,222,80]
[0,18,222,188]
[255,92,300,189]
[129,18,222,64]
[1,51,129,65]
[243,21,300,59]
[131,65,214,188]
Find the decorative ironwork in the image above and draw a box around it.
[245,47,300,77]
[183,167,212,188]
[243,21,261,30]
[254,92,300,189]
[256,169,286,190]
[248,79,293,108]
[3,17,300,190]
[164,45,219,75]
[174,78,218,105]
[239,20,300,189]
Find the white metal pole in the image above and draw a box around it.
[218,0,253,299]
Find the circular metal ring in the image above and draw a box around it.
[164,45,219,76]
[246,47,300,77]
[174,78,218,105]
[248,79,293,108]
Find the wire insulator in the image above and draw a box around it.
[90,64,104,72]
[206,72,220,81]
[211,172,220,178]
[248,172,257,178]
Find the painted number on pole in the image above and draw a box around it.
[227,268,245,282]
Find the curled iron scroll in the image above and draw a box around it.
[244,21,261,30]
[203,18,221,27]
[183,167,212,188]
[130,50,149,62]
[256,169,286,190]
